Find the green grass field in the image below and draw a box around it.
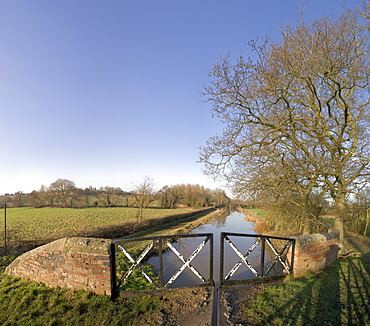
[0,207,189,252]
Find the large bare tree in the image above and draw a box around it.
[199,11,370,243]
[49,178,78,208]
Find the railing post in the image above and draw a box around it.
[209,234,213,282]
[290,239,295,275]
[220,233,225,284]
[158,238,164,288]
[110,243,117,299]
[260,237,265,277]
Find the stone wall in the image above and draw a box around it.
[289,229,340,276]
[5,237,112,296]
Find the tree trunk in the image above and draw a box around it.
[335,195,345,252]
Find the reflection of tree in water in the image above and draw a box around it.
[212,209,230,228]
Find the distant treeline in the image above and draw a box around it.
[0,178,230,209]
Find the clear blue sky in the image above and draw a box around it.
[0,0,359,195]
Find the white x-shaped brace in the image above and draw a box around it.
[117,242,160,288]
[225,237,261,279]
[264,239,292,275]
[165,238,208,288]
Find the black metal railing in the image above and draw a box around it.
[220,232,295,284]
[111,233,213,294]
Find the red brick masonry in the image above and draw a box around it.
[288,229,340,276]
[5,237,112,295]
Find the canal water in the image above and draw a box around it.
[146,210,283,288]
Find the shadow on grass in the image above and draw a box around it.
[239,254,370,325]
[338,256,370,325]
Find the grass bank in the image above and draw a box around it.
[236,232,370,325]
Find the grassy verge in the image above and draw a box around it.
[247,208,269,219]
[0,273,165,326]
[2,256,165,325]
[237,234,370,325]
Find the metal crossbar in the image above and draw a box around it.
[165,238,209,287]
[117,242,159,288]
[111,233,213,293]
[225,236,261,279]
[220,232,295,283]
[264,238,292,276]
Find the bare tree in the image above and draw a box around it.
[199,11,370,243]
[95,186,123,207]
[358,0,370,22]
[12,191,24,207]
[133,176,155,223]
[49,178,77,208]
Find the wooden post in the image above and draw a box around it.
[4,203,7,255]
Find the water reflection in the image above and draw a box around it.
[145,211,284,288]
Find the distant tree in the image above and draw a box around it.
[157,186,183,209]
[95,186,123,207]
[49,178,77,208]
[28,190,42,208]
[211,188,230,207]
[12,191,24,207]
[347,187,370,236]
[133,176,155,223]
[157,186,171,208]
[40,185,55,207]
[80,187,91,207]
[0,195,11,208]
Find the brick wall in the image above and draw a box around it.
[4,231,341,295]
[288,229,340,277]
[5,237,112,296]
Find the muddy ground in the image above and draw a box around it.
[118,286,215,326]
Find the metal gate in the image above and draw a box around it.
[111,233,213,294]
[111,232,295,294]
[220,232,295,284]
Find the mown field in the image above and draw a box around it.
[0,207,190,254]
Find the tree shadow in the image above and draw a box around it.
[239,252,370,325]
[338,256,370,325]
